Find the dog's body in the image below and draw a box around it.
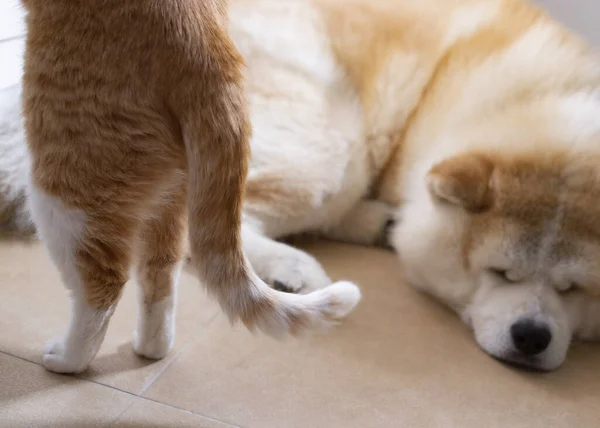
[229,0,600,370]
[4,0,600,371]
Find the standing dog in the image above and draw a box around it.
[19,0,360,374]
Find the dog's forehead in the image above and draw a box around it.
[469,157,600,264]
[492,158,600,240]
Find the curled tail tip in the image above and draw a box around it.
[215,276,362,338]
[320,280,362,319]
[264,280,362,336]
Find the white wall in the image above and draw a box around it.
[535,0,600,46]
[0,0,25,90]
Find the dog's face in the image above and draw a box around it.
[392,151,600,371]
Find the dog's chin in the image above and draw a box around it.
[488,351,562,372]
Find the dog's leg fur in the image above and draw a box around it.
[133,183,187,360]
[242,224,331,293]
[29,186,132,374]
[322,199,395,248]
[241,199,394,294]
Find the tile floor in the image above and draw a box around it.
[2,0,600,427]
[2,239,600,427]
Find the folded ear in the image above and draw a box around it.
[427,154,495,212]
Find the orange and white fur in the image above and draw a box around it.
[18,0,360,374]
[5,0,600,373]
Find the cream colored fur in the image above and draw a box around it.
[229,0,600,371]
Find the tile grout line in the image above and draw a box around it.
[118,395,242,428]
[0,349,140,399]
[108,311,223,424]
[136,338,196,397]
[106,337,241,427]
[104,395,138,427]
[126,311,243,428]
[0,350,139,428]
[0,349,43,366]
[1,314,240,426]
[135,309,221,396]
[0,307,221,395]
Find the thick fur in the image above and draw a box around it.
[5,0,600,371]
[17,0,360,374]
[230,0,600,371]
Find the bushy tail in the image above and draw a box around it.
[180,32,360,337]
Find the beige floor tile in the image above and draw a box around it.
[111,398,238,428]
[143,242,600,428]
[0,352,133,427]
[0,239,220,394]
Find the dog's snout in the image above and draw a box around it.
[510,320,552,356]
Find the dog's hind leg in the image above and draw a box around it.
[29,186,135,374]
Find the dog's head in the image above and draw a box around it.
[392,150,600,371]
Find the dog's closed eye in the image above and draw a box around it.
[557,282,581,295]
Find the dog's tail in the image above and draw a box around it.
[176,30,360,337]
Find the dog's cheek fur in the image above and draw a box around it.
[391,187,478,312]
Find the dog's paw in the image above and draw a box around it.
[42,338,90,374]
[324,199,397,248]
[376,216,397,250]
[260,248,331,294]
[363,200,397,249]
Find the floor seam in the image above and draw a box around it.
[135,338,195,397]
[134,310,220,396]
[127,311,242,427]
[130,395,242,428]
[0,350,42,366]
[0,312,234,426]
[0,349,140,397]
[104,394,138,427]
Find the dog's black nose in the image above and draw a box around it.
[510,320,552,356]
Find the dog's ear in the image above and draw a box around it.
[427,154,495,212]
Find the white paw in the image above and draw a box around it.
[42,337,90,374]
[132,299,175,360]
[359,201,396,248]
[259,248,331,293]
[132,328,173,360]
